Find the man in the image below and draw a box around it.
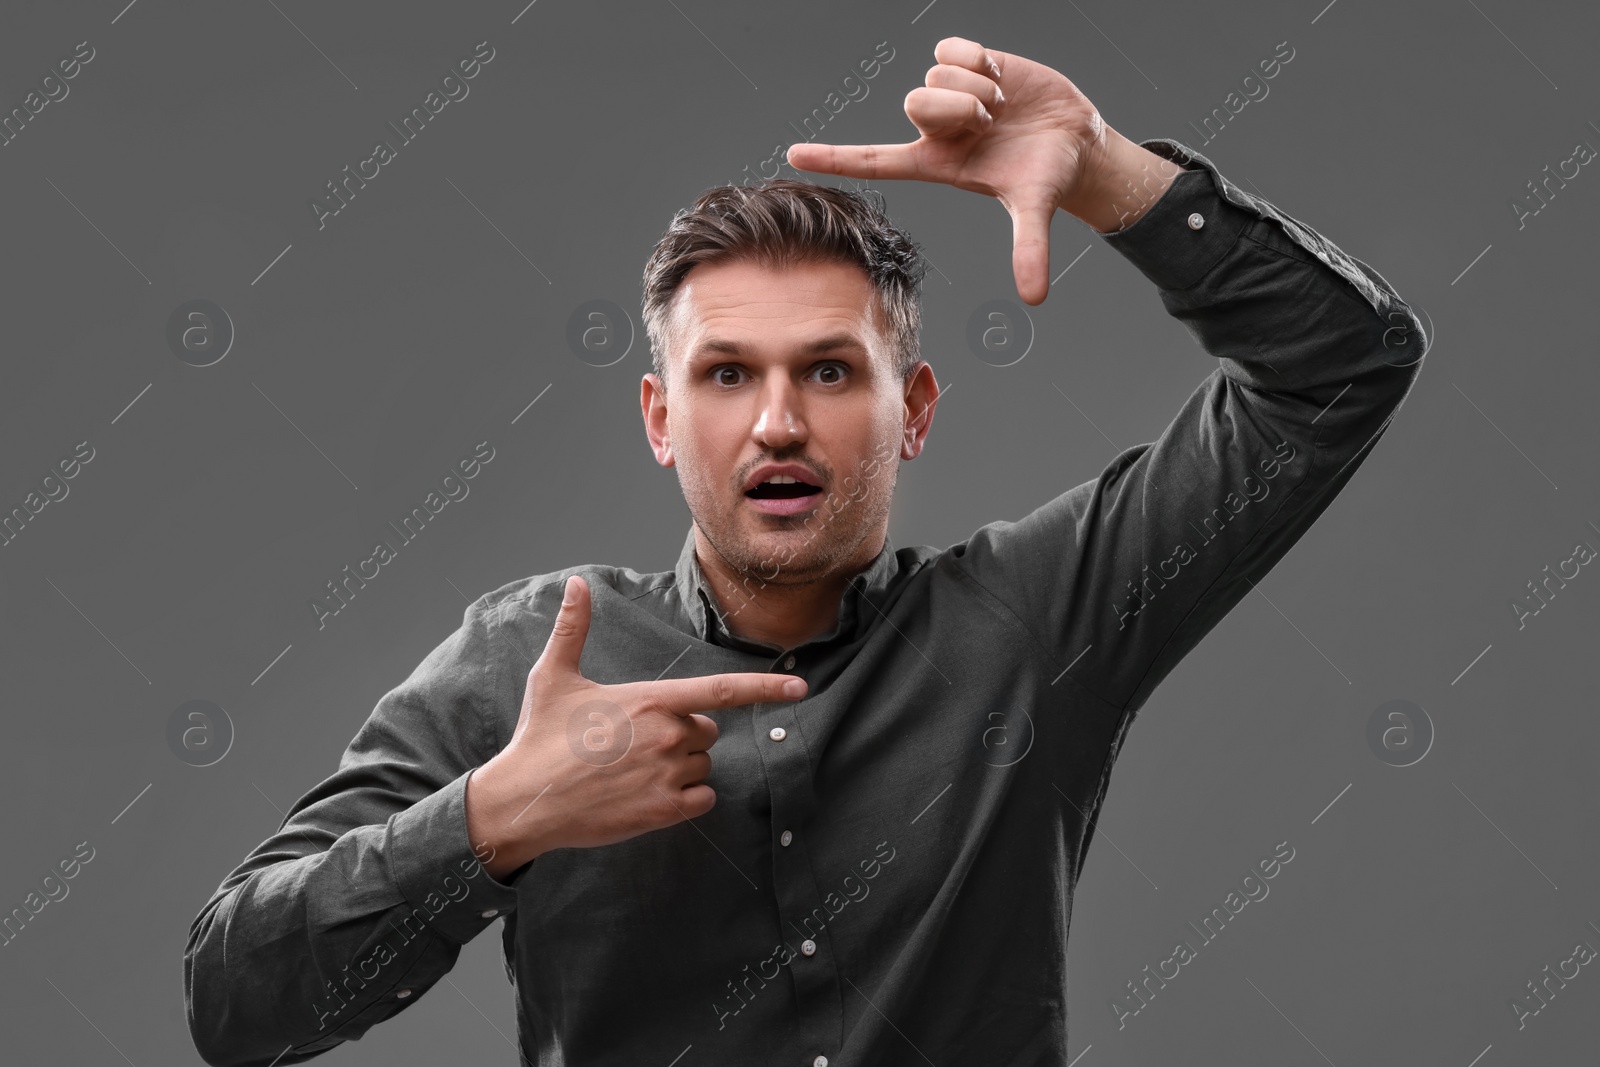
[186,37,1423,1067]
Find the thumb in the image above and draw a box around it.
[1009,196,1057,306]
[536,574,591,680]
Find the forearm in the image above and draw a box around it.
[1097,137,1424,409]
[188,776,522,1063]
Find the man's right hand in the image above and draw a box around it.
[464,574,807,881]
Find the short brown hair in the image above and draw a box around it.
[641,178,929,390]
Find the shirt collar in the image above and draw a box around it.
[672,524,899,655]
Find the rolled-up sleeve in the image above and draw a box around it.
[184,594,526,1066]
[953,137,1426,714]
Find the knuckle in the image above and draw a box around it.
[635,694,671,720]
[708,675,736,706]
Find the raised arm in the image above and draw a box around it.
[791,37,1427,712]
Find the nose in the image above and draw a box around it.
[751,373,808,449]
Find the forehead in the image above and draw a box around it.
[668,257,886,348]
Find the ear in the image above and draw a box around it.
[900,361,938,460]
[641,373,675,468]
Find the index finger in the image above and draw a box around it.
[786,139,923,181]
[636,672,807,715]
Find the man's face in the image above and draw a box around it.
[641,257,933,594]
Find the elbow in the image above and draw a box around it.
[184,915,278,1067]
[1377,297,1428,381]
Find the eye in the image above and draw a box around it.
[711,366,745,387]
[814,362,848,384]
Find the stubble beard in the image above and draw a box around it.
[683,457,896,593]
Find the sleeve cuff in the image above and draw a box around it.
[1099,138,1261,292]
[386,769,526,944]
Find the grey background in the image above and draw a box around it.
[1,0,1595,1063]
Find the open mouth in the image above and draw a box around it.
[744,477,824,515]
[745,480,822,500]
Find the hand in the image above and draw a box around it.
[787,36,1110,305]
[465,575,806,878]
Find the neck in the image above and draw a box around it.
[693,525,884,651]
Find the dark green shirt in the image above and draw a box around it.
[186,137,1425,1066]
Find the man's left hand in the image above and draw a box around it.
[787,37,1173,305]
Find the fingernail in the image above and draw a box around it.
[563,576,578,604]
[782,679,806,699]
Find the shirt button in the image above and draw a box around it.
[395,989,413,999]
[480,908,499,919]
[801,939,817,956]
[814,1058,829,1067]
[769,727,787,742]
[780,829,793,846]
[783,654,796,670]
[1187,212,1205,230]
